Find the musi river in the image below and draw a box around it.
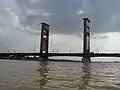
[0,59,120,90]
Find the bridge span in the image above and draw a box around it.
[0,52,120,58]
[0,17,119,62]
[49,53,120,57]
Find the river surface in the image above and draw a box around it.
[0,59,120,90]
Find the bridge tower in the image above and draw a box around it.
[40,23,49,58]
[82,18,91,62]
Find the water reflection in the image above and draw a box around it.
[1,60,120,90]
[36,60,49,89]
[36,59,92,90]
[79,63,92,90]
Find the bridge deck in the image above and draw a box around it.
[0,53,120,57]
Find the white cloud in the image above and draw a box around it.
[81,0,92,15]
[0,8,40,52]
[49,34,82,53]
[42,12,51,17]
[0,8,19,28]
[49,32,120,53]
[78,10,84,15]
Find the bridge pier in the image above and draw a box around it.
[82,18,91,62]
[82,57,91,62]
[40,23,50,58]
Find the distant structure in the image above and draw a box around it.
[40,23,49,58]
[82,18,91,62]
[2,17,119,62]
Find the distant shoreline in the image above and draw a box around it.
[0,58,120,63]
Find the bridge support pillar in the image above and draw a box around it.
[82,57,91,62]
[82,18,91,62]
[40,23,49,58]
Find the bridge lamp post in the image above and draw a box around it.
[98,50,99,53]
[52,49,55,53]
[33,49,36,58]
[96,49,99,53]
[96,49,97,52]
[34,49,36,53]
[57,50,59,53]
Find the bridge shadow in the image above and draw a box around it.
[36,58,49,89]
[79,62,92,90]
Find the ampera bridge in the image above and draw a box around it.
[0,18,120,62]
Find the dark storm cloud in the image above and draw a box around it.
[15,0,120,34]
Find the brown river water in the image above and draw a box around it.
[0,59,120,90]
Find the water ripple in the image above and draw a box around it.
[0,60,120,90]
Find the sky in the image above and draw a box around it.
[0,0,120,54]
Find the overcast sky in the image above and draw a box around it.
[0,0,120,54]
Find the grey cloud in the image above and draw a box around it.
[15,0,83,35]
[15,0,120,35]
